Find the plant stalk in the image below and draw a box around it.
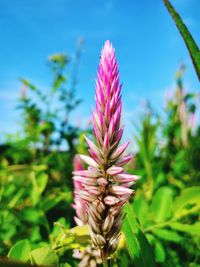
[101,250,108,267]
[103,260,108,267]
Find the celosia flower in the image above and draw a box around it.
[73,40,139,261]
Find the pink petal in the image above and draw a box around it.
[115,154,134,166]
[103,131,110,154]
[110,185,134,198]
[106,166,124,176]
[73,169,100,178]
[73,155,84,171]
[97,177,108,186]
[104,195,120,206]
[111,141,130,160]
[73,176,97,186]
[84,136,98,151]
[79,155,99,168]
[115,173,140,183]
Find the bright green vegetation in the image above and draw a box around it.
[0,1,200,265]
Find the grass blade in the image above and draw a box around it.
[163,0,200,80]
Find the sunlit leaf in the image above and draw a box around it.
[169,222,200,235]
[146,234,166,263]
[53,75,66,91]
[48,53,69,66]
[36,173,48,194]
[53,225,90,251]
[133,195,149,225]
[173,186,200,217]
[150,186,173,223]
[7,188,25,208]
[122,202,156,267]
[152,228,183,243]
[8,239,30,262]
[30,246,58,266]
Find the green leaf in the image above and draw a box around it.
[150,186,173,223]
[30,172,48,205]
[36,173,48,194]
[169,222,200,235]
[173,186,200,217]
[122,202,156,267]
[30,246,58,266]
[53,75,66,91]
[7,188,25,208]
[8,239,31,262]
[20,208,50,231]
[154,239,166,263]
[152,228,183,243]
[48,53,68,67]
[53,225,90,251]
[133,196,149,225]
[20,78,37,91]
[163,0,200,80]
[20,208,42,224]
[40,193,67,212]
[146,234,166,263]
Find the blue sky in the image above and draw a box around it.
[0,0,199,140]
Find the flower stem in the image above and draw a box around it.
[101,250,108,267]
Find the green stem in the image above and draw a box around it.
[143,220,173,233]
[103,260,108,267]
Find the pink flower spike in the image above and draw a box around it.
[72,41,140,259]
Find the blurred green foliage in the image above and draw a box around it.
[0,50,199,266]
[129,65,200,267]
[0,40,90,267]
